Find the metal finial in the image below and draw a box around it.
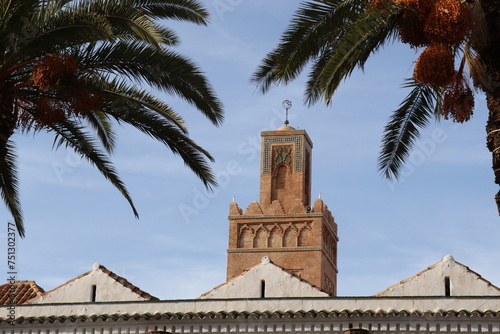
[282,100,292,125]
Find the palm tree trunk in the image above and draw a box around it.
[481,0,500,214]
[486,93,500,214]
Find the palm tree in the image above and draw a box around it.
[252,0,500,213]
[1,0,223,236]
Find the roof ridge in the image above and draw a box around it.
[453,260,500,292]
[199,257,326,298]
[0,280,45,305]
[97,264,159,301]
[40,269,93,296]
[375,256,500,296]
[198,261,266,298]
[37,264,159,301]
[374,258,443,296]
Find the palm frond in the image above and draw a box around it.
[0,141,24,236]
[78,41,223,125]
[83,76,188,133]
[83,111,117,153]
[378,79,441,180]
[469,0,488,50]
[136,0,209,25]
[107,13,166,48]
[102,91,217,188]
[35,0,74,24]
[0,0,223,236]
[68,0,180,47]
[50,119,139,217]
[7,11,113,62]
[464,44,492,92]
[72,76,217,188]
[251,0,368,93]
[0,0,39,32]
[154,26,179,46]
[305,5,401,105]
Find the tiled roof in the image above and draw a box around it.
[453,260,500,292]
[98,265,159,301]
[199,262,263,297]
[0,281,45,305]
[43,264,159,301]
[2,309,499,325]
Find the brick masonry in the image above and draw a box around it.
[226,126,339,295]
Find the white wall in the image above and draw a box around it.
[377,255,500,296]
[200,257,329,299]
[31,263,150,303]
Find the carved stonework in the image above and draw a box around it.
[272,145,292,170]
[229,202,242,216]
[254,226,268,248]
[238,226,253,248]
[268,225,283,248]
[283,226,298,247]
[262,136,303,174]
[267,200,285,215]
[298,224,312,246]
[324,275,335,296]
[323,230,337,264]
[288,199,306,214]
[245,201,263,215]
[236,222,313,249]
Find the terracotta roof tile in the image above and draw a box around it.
[98,265,159,300]
[0,281,45,305]
[3,309,500,325]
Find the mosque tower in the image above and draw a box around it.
[226,102,339,295]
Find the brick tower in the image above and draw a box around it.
[227,125,339,295]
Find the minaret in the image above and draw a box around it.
[226,103,339,295]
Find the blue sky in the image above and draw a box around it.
[1,0,499,299]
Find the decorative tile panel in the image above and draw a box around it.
[263,136,302,174]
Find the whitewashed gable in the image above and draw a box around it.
[199,257,329,299]
[376,255,500,296]
[30,263,157,303]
